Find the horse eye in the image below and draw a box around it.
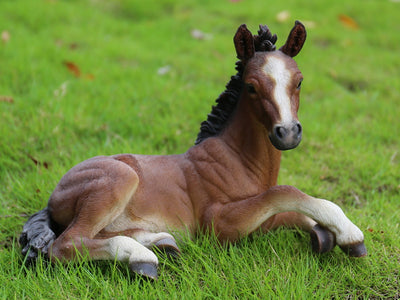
[246,84,257,94]
[297,79,303,90]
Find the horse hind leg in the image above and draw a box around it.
[48,157,160,279]
[50,217,162,280]
[52,231,160,280]
[262,212,336,254]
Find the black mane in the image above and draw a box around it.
[195,25,277,145]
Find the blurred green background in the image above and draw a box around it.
[0,0,399,298]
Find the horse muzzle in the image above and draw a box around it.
[269,121,302,150]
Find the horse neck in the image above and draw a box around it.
[219,93,282,185]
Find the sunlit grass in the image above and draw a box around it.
[1,0,399,298]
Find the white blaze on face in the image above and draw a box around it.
[262,56,293,125]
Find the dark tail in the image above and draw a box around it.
[19,207,57,264]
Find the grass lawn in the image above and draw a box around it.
[1,0,399,298]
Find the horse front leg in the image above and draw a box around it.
[210,185,367,257]
[132,231,181,259]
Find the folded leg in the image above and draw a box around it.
[210,185,366,257]
[261,212,336,254]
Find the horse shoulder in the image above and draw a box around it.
[184,139,275,228]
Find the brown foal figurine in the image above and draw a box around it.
[20,21,367,280]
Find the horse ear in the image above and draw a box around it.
[234,24,255,61]
[279,20,307,57]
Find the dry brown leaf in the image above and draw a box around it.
[27,154,49,169]
[0,96,14,103]
[63,61,81,77]
[338,14,359,30]
[1,30,10,43]
[276,11,290,23]
[191,29,212,40]
[54,82,68,98]
[302,20,316,29]
[63,61,94,79]
[157,65,171,76]
[69,43,78,50]
[85,73,95,80]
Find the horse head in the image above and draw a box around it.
[234,21,307,150]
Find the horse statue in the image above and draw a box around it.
[20,21,367,280]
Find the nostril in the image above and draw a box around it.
[275,126,287,139]
[295,123,302,135]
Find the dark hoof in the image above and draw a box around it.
[340,242,367,257]
[310,224,336,254]
[130,262,158,280]
[154,237,181,259]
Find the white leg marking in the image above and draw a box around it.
[299,214,317,231]
[263,56,293,125]
[107,236,158,265]
[270,197,364,245]
[297,198,364,245]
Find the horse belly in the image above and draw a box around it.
[101,210,168,234]
[101,194,194,236]
[128,190,195,232]
[104,157,196,236]
[131,155,196,232]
